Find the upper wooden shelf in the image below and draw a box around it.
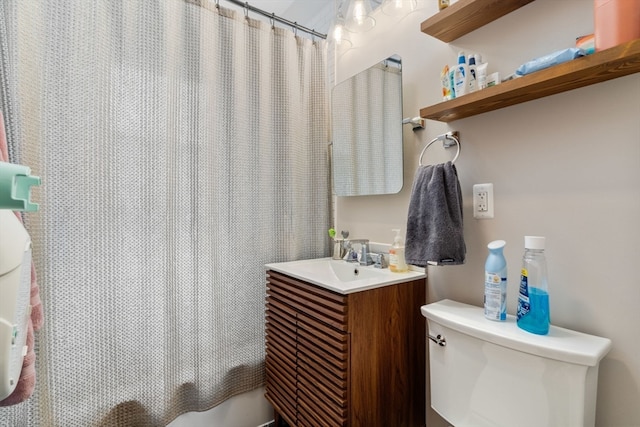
[420,0,535,42]
[420,39,640,122]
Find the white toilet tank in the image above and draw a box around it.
[421,299,611,427]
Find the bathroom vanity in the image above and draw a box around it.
[264,259,426,427]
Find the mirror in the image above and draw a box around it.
[331,55,403,196]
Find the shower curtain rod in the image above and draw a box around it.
[222,0,327,39]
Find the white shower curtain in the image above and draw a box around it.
[0,0,330,425]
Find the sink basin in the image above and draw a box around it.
[328,261,383,282]
[265,257,426,294]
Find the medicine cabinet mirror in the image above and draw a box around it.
[331,54,404,196]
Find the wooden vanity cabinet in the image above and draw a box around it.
[265,270,426,427]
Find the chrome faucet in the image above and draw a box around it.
[344,239,373,266]
[343,241,358,263]
[372,253,386,269]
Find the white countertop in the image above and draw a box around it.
[265,257,426,294]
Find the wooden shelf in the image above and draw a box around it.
[420,39,640,122]
[420,0,535,43]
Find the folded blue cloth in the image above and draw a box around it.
[405,161,466,267]
[516,48,586,76]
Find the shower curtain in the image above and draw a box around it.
[0,0,330,425]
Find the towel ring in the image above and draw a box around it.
[419,132,461,166]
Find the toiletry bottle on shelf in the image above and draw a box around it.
[468,54,477,93]
[449,67,456,99]
[517,236,550,335]
[484,240,507,321]
[476,62,488,90]
[453,51,469,97]
[389,229,408,273]
[441,65,452,101]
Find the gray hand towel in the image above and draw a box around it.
[405,161,465,266]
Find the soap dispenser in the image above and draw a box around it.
[389,229,408,273]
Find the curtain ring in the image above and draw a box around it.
[214,0,219,9]
[293,23,298,36]
[270,13,275,30]
[244,2,249,19]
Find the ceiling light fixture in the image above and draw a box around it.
[345,0,376,32]
[328,3,353,48]
[381,0,417,16]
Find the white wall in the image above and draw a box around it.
[334,0,640,426]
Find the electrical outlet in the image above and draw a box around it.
[473,183,494,219]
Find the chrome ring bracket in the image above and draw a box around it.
[419,131,461,166]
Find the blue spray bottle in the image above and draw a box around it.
[517,236,550,335]
[484,240,507,321]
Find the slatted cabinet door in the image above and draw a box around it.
[265,295,298,424]
[296,309,349,427]
[266,271,349,427]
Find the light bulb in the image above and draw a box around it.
[328,9,352,49]
[381,0,418,16]
[345,0,375,32]
[334,25,343,43]
[353,0,366,24]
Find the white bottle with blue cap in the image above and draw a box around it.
[484,240,507,321]
[453,51,469,97]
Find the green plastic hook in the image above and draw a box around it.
[0,161,41,211]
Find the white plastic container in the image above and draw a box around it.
[453,52,469,97]
[467,54,477,94]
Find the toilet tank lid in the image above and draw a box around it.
[421,299,612,367]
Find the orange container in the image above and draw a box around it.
[594,0,640,51]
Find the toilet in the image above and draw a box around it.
[421,299,612,427]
